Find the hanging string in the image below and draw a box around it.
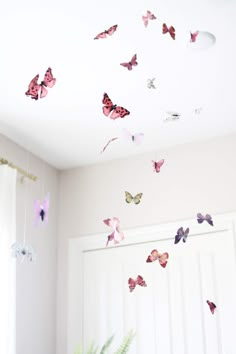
[22,152,30,245]
[41,159,46,198]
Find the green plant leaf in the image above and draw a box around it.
[75,331,134,354]
[74,345,83,354]
[114,330,135,354]
[85,342,95,354]
[99,334,114,354]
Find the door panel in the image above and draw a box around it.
[68,217,236,354]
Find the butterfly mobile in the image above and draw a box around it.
[162,23,176,40]
[194,107,202,115]
[101,129,144,154]
[197,213,214,226]
[190,31,199,43]
[142,10,156,27]
[125,191,143,205]
[164,111,181,122]
[34,193,50,225]
[128,275,147,292]
[11,242,36,263]
[103,217,124,246]
[152,159,165,173]
[206,300,216,314]
[102,93,130,120]
[25,68,56,100]
[146,249,169,268]
[174,227,190,244]
[120,54,138,71]
[94,24,118,39]
[121,128,144,145]
[147,78,156,89]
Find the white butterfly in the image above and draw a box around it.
[121,128,144,145]
[147,78,156,89]
[194,107,202,114]
[11,242,36,263]
[164,111,181,122]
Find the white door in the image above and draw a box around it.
[68,213,236,354]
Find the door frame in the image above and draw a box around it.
[67,212,236,354]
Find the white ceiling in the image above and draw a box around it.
[0,0,235,170]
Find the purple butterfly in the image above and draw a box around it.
[174,227,189,244]
[197,213,214,226]
[34,193,50,225]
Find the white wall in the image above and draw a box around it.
[0,133,59,354]
[3,131,235,354]
[57,133,236,354]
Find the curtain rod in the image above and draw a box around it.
[0,158,37,182]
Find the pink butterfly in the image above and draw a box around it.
[103,217,124,246]
[34,193,50,225]
[190,31,199,43]
[146,249,169,268]
[100,137,119,153]
[102,93,130,120]
[94,25,118,39]
[120,54,138,71]
[128,275,147,292]
[151,159,164,173]
[206,300,216,314]
[122,128,144,145]
[25,68,56,100]
[162,23,175,40]
[142,10,156,27]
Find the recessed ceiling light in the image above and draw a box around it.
[188,31,216,50]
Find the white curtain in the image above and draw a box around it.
[0,165,16,354]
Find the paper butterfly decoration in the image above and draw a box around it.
[25,68,56,100]
[101,129,143,153]
[94,25,118,39]
[103,217,124,246]
[190,31,199,43]
[142,10,156,27]
[102,93,130,120]
[100,137,119,153]
[197,213,214,226]
[122,128,144,145]
[125,191,143,204]
[146,249,169,268]
[164,111,181,122]
[11,242,36,262]
[174,227,190,244]
[147,78,156,89]
[34,193,50,225]
[206,300,216,314]
[194,107,202,115]
[152,159,165,173]
[128,275,147,292]
[162,23,176,40]
[120,54,138,71]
